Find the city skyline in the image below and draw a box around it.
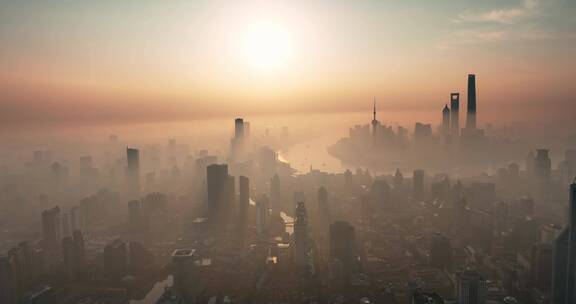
[1,2,576,303]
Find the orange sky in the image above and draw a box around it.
[1,1,575,128]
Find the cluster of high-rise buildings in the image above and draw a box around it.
[330,74,496,173]
[1,92,575,304]
[441,74,484,144]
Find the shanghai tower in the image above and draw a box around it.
[466,74,476,129]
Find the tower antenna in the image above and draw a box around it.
[373,96,376,121]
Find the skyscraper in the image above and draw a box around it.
[414,122,432,144]
[450,93,460,139]
[171,248,210,301]
[413,170,425,200]
[231,118,247,158]
[442,104,450,138]
[41,206,61,250]
[62,237,77,280]
[63,230,85,281]
[293,202,310,267]
[318,186,328,213]
[172,249,198,300]
[466,74,477,130]
[534,149,552,181]
[17,242,34,288]
[103,239,128,278]
[234,118,245,141]
[126,148,140,199]
[0,248,26,304]
[0,256,13,304]
[329,221,356,278]
[371,97,379,140]
[530,243,552,292]
[456,270,487,304]
[239,176,249,211]
[206,164,234,217]
[70,206,82,233]
[256,195,269,235]
[526,150,535,174]
[429,233,453,269]
[73,230,85,274]
[552,181,576,304]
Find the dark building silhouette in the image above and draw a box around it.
[128,241,153,273]
[256,195,269,235]
[6,246,25,303]
[172,248,209,301]
[466,74,477,130]
[552,181,576,304]
[526,150,536,174]
[61,213,71,239]
[456,270,487,304]
[370,179,391,207]
[0,250,23,304]
[318,186,328,213]
[73,230,85,272]
[103,239,128,278]
[531,243,552,292]
[239,175,249,211]
[442,104,450,139]
[231,118,248,158]
[450,93,460,139]
[126,148,141,199]
[62,238,75,280]
[560,150,576,184]
[62,230,85,281]
[429,233,453,270]
[413,170,425,200]
[414,122,432,144]
[293,202,310,267]
[329,221,356,278]
[41,206,61,250]
[206,164,234,218]
[534,149,551,181]
[234,118,245,141]
[172,249,197,297]
[0,256,12,304]
[17,242,34,289]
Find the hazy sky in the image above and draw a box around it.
[1,0,575,127]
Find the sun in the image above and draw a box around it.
[241,21,294,72]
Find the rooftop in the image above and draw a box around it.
[172,249,196,257]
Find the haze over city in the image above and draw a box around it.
[1,1,576,304]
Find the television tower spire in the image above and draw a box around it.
[371,96,379,139]
[373,96,376,121]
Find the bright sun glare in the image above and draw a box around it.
[241,22,294,72]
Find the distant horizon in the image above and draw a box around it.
[1,0,575,129]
